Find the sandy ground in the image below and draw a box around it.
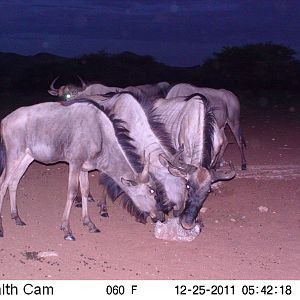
[0,106,299,280]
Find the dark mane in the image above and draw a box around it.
[99,91,120,98]
[106,91,177,156]
[99,172,171,223]
[150,173,173,214]
[99,174,149,224]
[184,93,216,169]
[0,131,6,176]
[139,96,177,156]
[158,85,171,98]
[106,114,144,173]
[61,98,143,173]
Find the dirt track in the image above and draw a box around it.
[0,106,299,280]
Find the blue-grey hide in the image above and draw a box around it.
[166,83,247,170]
[0,101,165,240]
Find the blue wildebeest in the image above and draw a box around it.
[166,83,247,170]
[0,101,169,240]
[48,77,171,102]
[64,92,191,218]
[124,82,171,100]
[48,77,122,205]
[152,93,236,229]
[48,76,121,101]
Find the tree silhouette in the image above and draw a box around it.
[200,42,299,90]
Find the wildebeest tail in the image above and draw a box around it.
[0,128,6,176]
[239,127,246,148]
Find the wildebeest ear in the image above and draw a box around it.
[48,90,59,96]
[158,154,168,168]
[121,177,138,187]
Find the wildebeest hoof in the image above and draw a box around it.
[87,195,95,203]
[64,234,76,241]
[84,221,100,233]
[90,227,100,233]
[100,212,109,218]
[88,224,100,233]
[0,231,3,238]
[73,195,82,208]
[74,202,82,208]
[15,218,26,226]
[242,163,247,170]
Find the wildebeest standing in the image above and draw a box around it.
[0,101,167,240]
[153,93,236,229]
[166,83,247,170]
[65,92,191,218]
[48,77,171,102]
[123,82,171,100]
[48,76,121,100]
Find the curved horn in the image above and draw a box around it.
[139,152,150,183]
[50,76,60,91]
[170,143,186,168]
[77,75,87,89]
[172,148,184,167]
[210,161,236,183]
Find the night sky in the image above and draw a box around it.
[1,0,299,66]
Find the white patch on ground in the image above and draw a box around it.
[37,251,59,258]
[236,164,300,180]
[258,206,269,213]
[154,217,201,242]
[200,207,208,213]
[211,181,223,191]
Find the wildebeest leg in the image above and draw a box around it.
[212,129,228,169]
[9,154,34,226]
[229,122,247,170]
[74,185,95,208]
[0,169,8,237]
[73,191,83,208]
[0,153,32,237]
[79,171,100,233]
[87,192,95,202]
[60,164,80,241]
[98,185,109,217]
[0,175,7,237]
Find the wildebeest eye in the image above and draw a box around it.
[65,93,71,99]
[186,184,190,190]
[149,188,155,195]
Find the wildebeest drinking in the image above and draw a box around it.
[0,101,167,240]
[64,92,191,218]
[153,93,236,229]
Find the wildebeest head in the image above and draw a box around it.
[180,162,236,230]
[118,155,170,223]
[48,76,86,100]
[161,148,236,230]
[157,151,190,216]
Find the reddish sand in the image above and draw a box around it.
[0,107,299,280]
